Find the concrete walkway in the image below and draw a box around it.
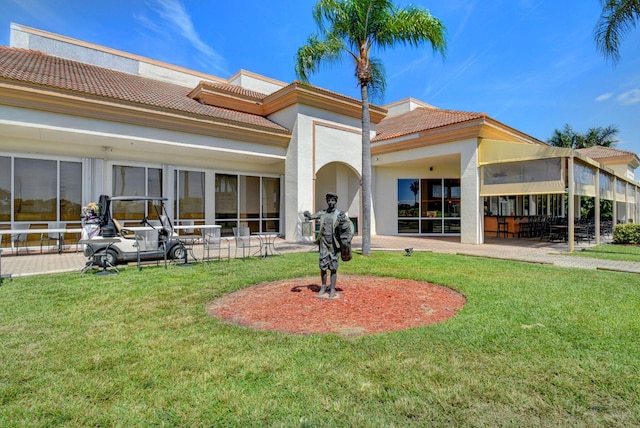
[1,235,639,280]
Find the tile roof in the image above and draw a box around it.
[373,107,487,142]
[0,47,289,133]
[577,145,637,160]
[196,81,268,100]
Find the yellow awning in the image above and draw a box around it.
[478,138,572,165]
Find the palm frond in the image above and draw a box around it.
[295,33,345,82]
[366,57,386,101]
[375,5,447,56]
[594,0,640,64]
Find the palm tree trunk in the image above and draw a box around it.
[360,83,372,256]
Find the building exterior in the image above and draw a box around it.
[1,23,639,251]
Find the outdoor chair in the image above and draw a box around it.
[517,219,532,238]
[202,228,230,263]
[11,222,31,255]
[575,223,594,245]
[40,222,65,254]
[232,226,261,260]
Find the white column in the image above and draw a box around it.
[460,142,482,244]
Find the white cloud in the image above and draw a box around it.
[595,92,613,102]
[140,0,229,76]
[617,89,640,105]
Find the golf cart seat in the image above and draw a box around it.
[112,218,134,239]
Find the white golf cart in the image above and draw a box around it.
[82,195,185,267]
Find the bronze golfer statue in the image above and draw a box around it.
[304,192,354,299]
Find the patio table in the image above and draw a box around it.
[252,232,281,258]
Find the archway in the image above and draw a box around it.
[314,162,361,235]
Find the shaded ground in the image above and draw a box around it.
[206,274,466,336]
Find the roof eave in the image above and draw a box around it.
[371,116,544,155]
[262,81,387,123]
[187,82,266,116]
[0,80,291,147]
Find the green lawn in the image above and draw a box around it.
[1,251,639,427]
[571,243,640,262]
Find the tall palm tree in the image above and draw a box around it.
[295,0,446,255]
[595,0,640,64]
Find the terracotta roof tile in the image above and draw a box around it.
[373,107,486,142]
[577,145,636,160]
[197,81,268,100]
[0,47,288,133]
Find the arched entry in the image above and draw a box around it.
[314,162,360,235]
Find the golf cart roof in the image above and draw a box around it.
[109,196,168,202]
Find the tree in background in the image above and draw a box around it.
[295,0,446,255]
[547,124,619,149]
[595,0,640,64]
[409,180,420,208]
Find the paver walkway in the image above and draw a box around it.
[1,235,639,279]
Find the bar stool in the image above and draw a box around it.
[496,217,511,238]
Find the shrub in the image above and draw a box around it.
[613,223,640,244]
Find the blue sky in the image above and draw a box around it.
[2,0,639,178]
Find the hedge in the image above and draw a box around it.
[613,223,640,244]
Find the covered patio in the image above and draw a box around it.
[480,138,640,251]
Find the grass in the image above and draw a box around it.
[1,251,639,427]
[571,243,640,262]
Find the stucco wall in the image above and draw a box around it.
[372,138,482,243]
[283,105,362,241]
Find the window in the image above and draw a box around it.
[14,158,57,221]
[215,174,280,236]
[112,165,163,221]
[0,156,82,249]
[175,169,205,222]
[60,161,82,221]
[261,177,280,232]
[397,178,461,235]
[0,156,10,222]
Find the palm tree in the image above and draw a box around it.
[583,125,619,147]
[547,123,619,148]
[547,124,576,148]
[409,180,420,208]
[595,0,640,64]
[295,0,446,255]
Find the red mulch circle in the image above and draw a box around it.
[206,275,466,336]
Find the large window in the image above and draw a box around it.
[0,155,82,248]
[261,177,281,233]
[112,165,163,221]
[0,156,11,222]
[215,174,280,236]
[174,169,205,223]
[398,178,460,235]
[15,158,57,221]
[60,161,82,221]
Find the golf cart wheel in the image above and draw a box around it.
[103,249,118,267]
[169,244,186,261]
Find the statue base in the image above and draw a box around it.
[314,292,343,300]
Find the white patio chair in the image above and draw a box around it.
[40,222,65,254]
[232,226,261,260]
[11,222,31,255]
[202,227,230,263]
